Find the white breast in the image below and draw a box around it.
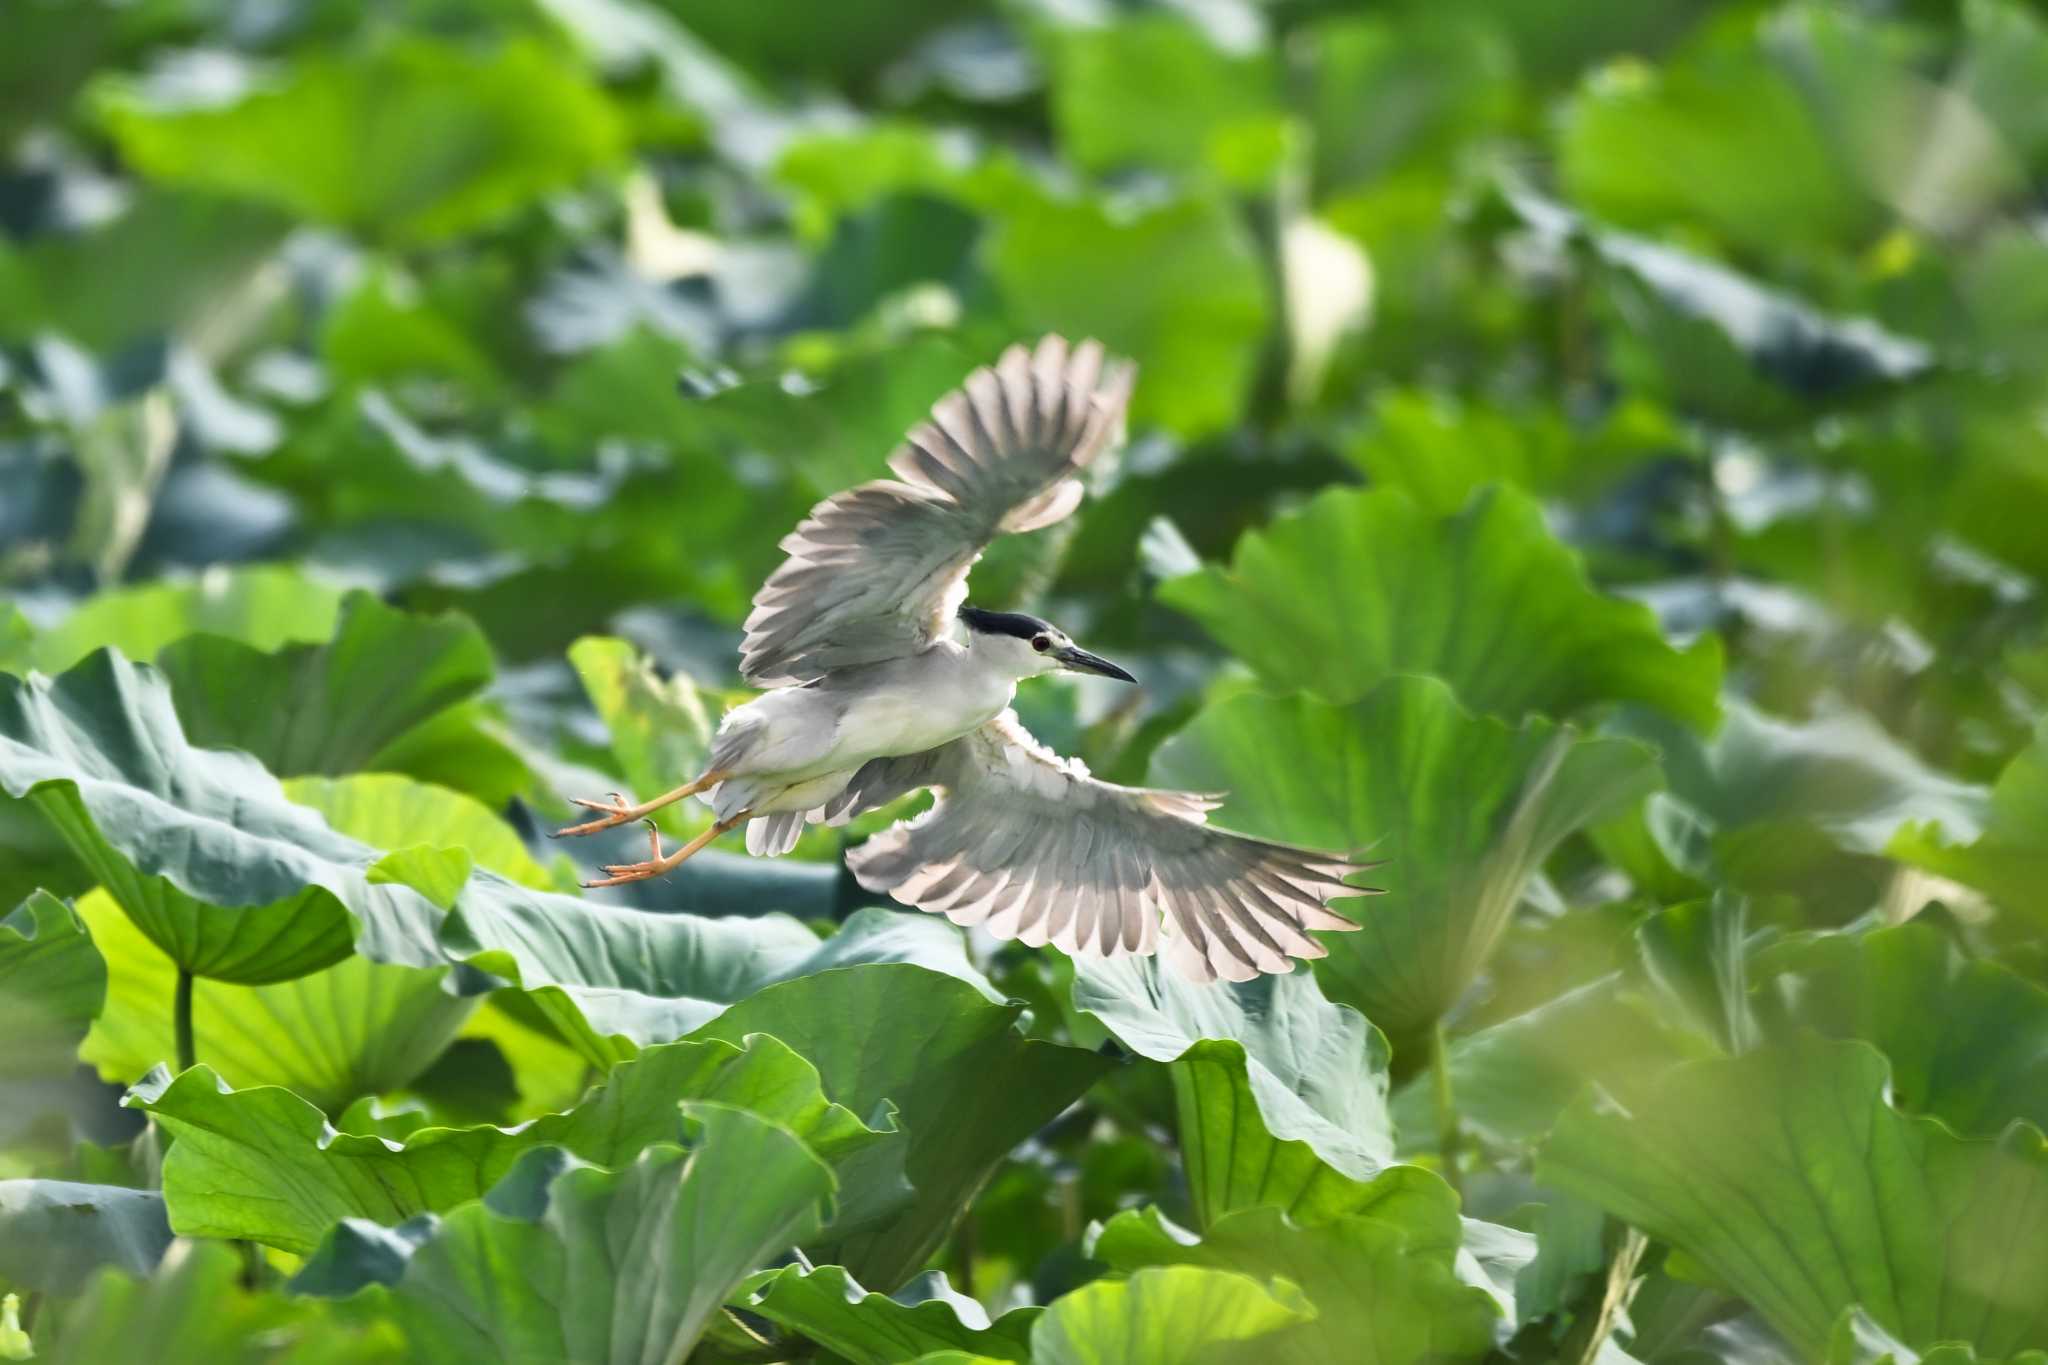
[833,646,1014,765]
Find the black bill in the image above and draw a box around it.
[1055,645,1137,683]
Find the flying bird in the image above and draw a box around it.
[554,335,1372,982]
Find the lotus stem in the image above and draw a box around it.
[174,967,195,1072]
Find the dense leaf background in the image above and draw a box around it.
[4,0,2048,1360]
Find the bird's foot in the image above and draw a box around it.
[580,856,674,888]
[579,813,745,889]
[552,792,641,839]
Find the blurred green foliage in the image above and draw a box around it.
[5,0,2048,1360]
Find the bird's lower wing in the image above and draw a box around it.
[842,712,1368,983]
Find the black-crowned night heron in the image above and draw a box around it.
[554,335,1373,982]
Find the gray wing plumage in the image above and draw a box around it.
[739,335,1137,687]
[832,712,1370,983]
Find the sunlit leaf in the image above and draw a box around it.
[1160,485,1721,726]
[73,772,549,1108]
[0,651,957,1066]
[1090,1172,1499,1365]
[1541,1034,2048,1359]
[72,882,465,1113]
[19,566,347,677]
[1026,1265,1312,1365]
[566,634,715,836]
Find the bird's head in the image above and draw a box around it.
[958,605,1136,684]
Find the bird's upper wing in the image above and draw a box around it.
[739,335,1136,686]
[830,712,1369,983]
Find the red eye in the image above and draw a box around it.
[1032,635,1051,652]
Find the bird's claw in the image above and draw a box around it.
[577,822,671,889]
[580,860,671,889]
[550,792,638,839]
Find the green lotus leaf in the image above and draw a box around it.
[691,963,1112,1289]
[0,1179,171,1295]
[682,332,987,497]
[74,885,469,1112]
[1557,43,1870,255]
[1159,485,1720,726]
[0,650,969,1064]
[348,1108,834,1363]
[0,789,91,909]
[99,36,626,245]
[0,189,289,355]
[1090,1173,1500,1365]
[34,1239,401,1364]
[0,890,105,1080]
[15,566,348,678]
[987,190,1269,437]
[1072,954,1394,1220]
[466,903,997,1066]
[1046,14,1277,182]
[74,771,551,1108]
[1540,1034,2048,1359]
[1891,722,2048,928]
[129,1030,885,1256]
[1611,701,1989,914]
[0,650,437,983]
[1632,892,1758,1054]
[740,1264,1039,1364]
[1755,921,2048,1138]
[1341,389,1669,516]
[428,999,591,1124]
[566,634,716,837]
[1152,676,1660,1038]
[1508,188,1931,424]
[287,773,551,891]
[1388,975,1701,1152]
[1767,5,2044,239]
[1027,1265,1312,1365]
[155,592,495,779]
[1826,1306,2048,1365]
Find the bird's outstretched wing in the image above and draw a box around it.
[828,712,1371,983]
[739,336,1136,687]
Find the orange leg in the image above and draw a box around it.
[550,769,731,839]
[580,812,750,889]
